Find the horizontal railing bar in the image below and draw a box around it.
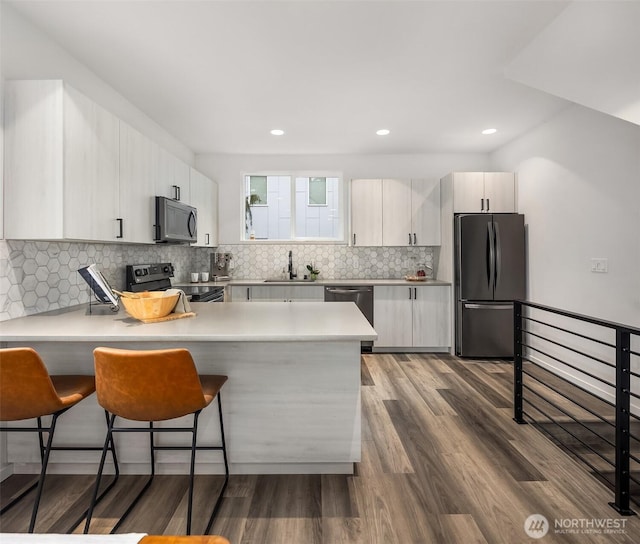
[522,329,615,369]
[522,404,615,469]
[522,367,615,427]
[521,346,615,389]
[630,390,640,401]
[521,355,616,411]
[631,349,640,358]
[630,452,640,466]
[518,301,640,336]
[629,474,640,488]
[630,370,640,379]
[629,430,640,442]
[522,315,616,350]
[630,412,640,424]
[523,384,616,450]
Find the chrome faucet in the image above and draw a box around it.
[288,250,296,280]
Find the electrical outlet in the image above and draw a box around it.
[590,258,608,273]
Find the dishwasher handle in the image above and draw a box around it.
[325,287,371,294]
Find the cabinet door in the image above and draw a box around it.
[4,80,65,239]
[229,286,251,301]
[411,179,441,246]
[190,168,218,247]
[483,172,515,213]
[287,285,324,301]
[452,172,485,213]
[250,286,287,301]
[118,122,156,243]
[412,286,451,348]
[63,85,119,241]
[157,148,191,204]
[351,179,382,246]
[382,179,412,246]
[373,286,413,347]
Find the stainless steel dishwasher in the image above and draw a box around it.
[324,286,374,352]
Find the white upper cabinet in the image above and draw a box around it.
[4,80,119,241]
[189,168,218,247]
[118,122,156,243]
[450,171,515,213]
[157,147,191,204]
[383,178,440,246]
[350,179,383,246]
[350,178,440,246]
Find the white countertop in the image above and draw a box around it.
[0,301,377,343]
[225,278,451,286]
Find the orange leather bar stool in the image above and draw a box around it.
[0,347,118,533]
[84,347,229,535]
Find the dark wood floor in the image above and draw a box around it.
[2,353,640,542]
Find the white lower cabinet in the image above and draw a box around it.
[374,285,450,349]
[229,285,324,302]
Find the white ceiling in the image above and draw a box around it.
[5,0,578,155]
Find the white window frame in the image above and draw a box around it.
[241,171,345,243]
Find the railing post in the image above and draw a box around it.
[513,300,526,424]
[609,328,636,515]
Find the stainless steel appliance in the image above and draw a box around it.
[154,196,197,243]
[210,252,232,281]
[324,285,374,352]
[125,263,224,302]
[455,213,525,357]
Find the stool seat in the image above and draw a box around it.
[0,348,95,422]
[201,375,228,405]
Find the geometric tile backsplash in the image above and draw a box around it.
[0,239,435,322]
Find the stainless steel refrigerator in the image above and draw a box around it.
[455,213,526,357]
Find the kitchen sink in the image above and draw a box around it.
[263,278,316,283]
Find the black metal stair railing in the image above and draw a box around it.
[513,300,640,516]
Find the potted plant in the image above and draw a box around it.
[245,194,262,237]
[306,263,320,281]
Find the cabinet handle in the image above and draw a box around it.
[481,198,484,211]
[173,185,181,201]
[353,233,356,245]
[205,233,210,245]
[246,288,250,301]
[486,198,490,211]
[409,288,412,300]
[413,233,417,245]
[409,233,412,245]
[116,218,123,239]
[414,287,417,299]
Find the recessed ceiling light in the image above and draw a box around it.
[482,128,497,135]
[376,129,390,136]
[270,129,285,136]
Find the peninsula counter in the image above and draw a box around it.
[0,302,376,476]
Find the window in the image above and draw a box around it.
[243,172,343,241]
[308,177,327,206]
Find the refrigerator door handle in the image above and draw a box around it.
[464,303,513,310]
[487,221,495,291]
[494,221,502,291]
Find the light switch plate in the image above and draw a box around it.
[590,258,608,273]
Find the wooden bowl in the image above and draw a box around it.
[120,291,179,321]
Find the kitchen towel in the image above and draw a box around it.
[164,288,192,314]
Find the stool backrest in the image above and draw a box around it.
[93,347,208,421]
[0,347,67,421]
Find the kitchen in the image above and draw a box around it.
[1,1,640,543]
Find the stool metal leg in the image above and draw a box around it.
[204,392,229,535]
[186,410,202,535]
[27,412,59,532]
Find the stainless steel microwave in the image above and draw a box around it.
[154,196,197,243]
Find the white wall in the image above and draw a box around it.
[196,152,489,244]
[490,103,640,328]
[0,3,194,165]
